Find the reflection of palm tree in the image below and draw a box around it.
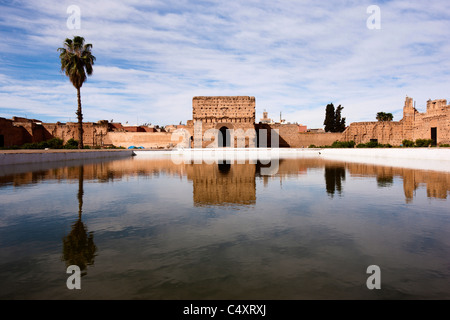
[62,166,97,276]
[324,166,346,197]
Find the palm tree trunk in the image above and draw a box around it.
[76,87,83,149]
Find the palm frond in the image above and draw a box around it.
[58,36,96,88]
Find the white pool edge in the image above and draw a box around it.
[133,148,450,172]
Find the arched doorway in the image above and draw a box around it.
[219,126,231,147]
[218,162,231,174]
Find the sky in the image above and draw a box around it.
[0,0,449,128]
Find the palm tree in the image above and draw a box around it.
[58,36,96,149]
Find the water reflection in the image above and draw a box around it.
[188,162,256,207]
[377,175,394,188]
[217,162,231,174]
[61,166,97,276]
[0,155,450,299]
[1,157,449,203]
[324,166,346,197]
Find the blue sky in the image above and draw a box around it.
[0,0,449,128]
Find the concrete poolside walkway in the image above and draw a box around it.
[311,148,450,172]
[0,149,135,165]
[1,147,449,172]
[133,147,450,172]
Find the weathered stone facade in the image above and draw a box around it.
[185,96,257,148]
[1,96,341,149]
[0,117,109,148]
[0,117,30,147]
[192,96,256,124]
[341,97,450,146]
[183,96,340,148]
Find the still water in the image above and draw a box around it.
[0,154,449,299]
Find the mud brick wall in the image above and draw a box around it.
[341,97,450,146]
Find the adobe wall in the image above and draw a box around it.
[104,132,176,149]
[410,99,450,144]
[0,118,31,147]
[341,97,450,146]
[187,96,257,148]
[268,124,342,147]
[42,122,109,146]
[340,121,407,145]
[179,122,342,148]
[193,96,256,124]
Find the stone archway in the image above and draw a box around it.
[219,126,231,147]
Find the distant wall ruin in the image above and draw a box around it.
[341,97,450,146]
[3,96,449,149]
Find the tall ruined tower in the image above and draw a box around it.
[403,96,416,119]
[401,96,417,141]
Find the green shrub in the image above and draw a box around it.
[64,138,79,149]
[439,144,450,147]
[331,140,356,148]
[46,138,64,149]
[415,139,434,147]
[402,139,415,147]
[356,141,392,148]
[357,141,379,148]
[21,142,40,149]
[0,145,20,150]
[37,141,49,149]
[18,138,64,149]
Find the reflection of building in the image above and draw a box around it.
[186,163,256,206]
[2,157,449,203]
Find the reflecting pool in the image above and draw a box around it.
[0,154,449,299]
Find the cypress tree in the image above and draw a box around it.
[334,105,346,132]
[324,103,335,132]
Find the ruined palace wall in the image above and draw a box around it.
[0,118,31,147]
[292,132,343,147]
[193,96,256,124]
[41,122,109,146]
[411,104,450,144]
[268,124,342,147]
[104,132,176,149]
[340,121,406,145]
[341,98,450,146]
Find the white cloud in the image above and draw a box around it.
[1,0,449,127]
